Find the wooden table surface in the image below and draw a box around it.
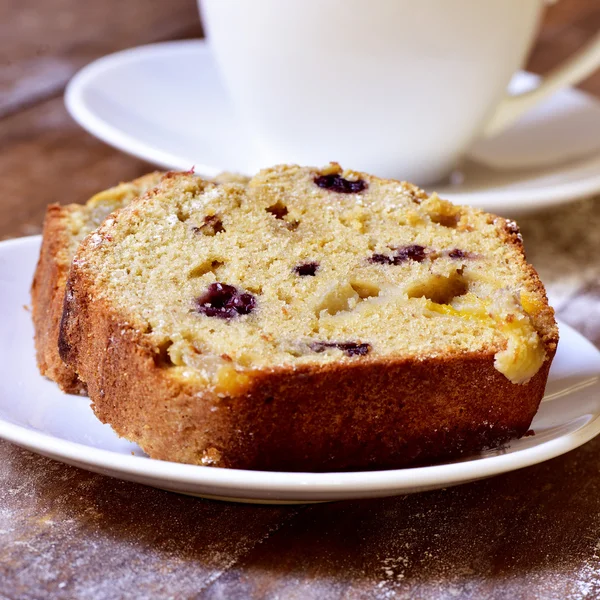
[2,2,600,598]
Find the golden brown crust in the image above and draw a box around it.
[31,173,166,394]
[60,264,555,472]
[31,204,87,394]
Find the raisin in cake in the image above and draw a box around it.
[31,173,164,394]
[59,164,558,471]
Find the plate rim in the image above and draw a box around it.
[3,234,600,498]
[65,40,219,176]
[64,39,600,214]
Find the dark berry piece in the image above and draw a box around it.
[448,248,467,259]
[310,341,371,357]
[194,283,256,319]
[447,248,477,259]
[395,245,427,263]
[369,253,393,265]
[339,342,371,356]
[294,262,319,276]
[231,292,256,314]
[369,244,427,265]
[314,174,367,194]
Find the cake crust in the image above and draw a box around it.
[31,173,164,393]
[58,167,558,471]
[60,270,553,471]
[32,204,86,393]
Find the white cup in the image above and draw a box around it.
[200,0,600,185]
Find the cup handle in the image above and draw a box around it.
[483,31,600,137]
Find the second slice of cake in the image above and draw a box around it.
[58,164,558,471]
[31,173,164,394]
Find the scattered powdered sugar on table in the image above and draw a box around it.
[572,541,600,599]
[200,434,600,600]
[0,442,298,600]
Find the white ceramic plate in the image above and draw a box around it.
[65,40,600,216]
[2,236,600,503]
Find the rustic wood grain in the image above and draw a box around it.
[202,436,600,600]
[0,0,201,118]
[1,0,600,598]
[0,97,154,240]
[0,442,299,600]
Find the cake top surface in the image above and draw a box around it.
[61,171,249,258]
[70,164,557,387]
[63,172,165,257]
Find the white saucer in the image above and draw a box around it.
[65,40,600,215]
[2,236,600,503]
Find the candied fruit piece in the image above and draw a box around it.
[314,174,367,194]
[422,193,461,228]
[194,283,256,319]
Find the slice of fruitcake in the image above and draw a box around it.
[32,171,249,394]
[58,164,557,471]
[31,173,164,394]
